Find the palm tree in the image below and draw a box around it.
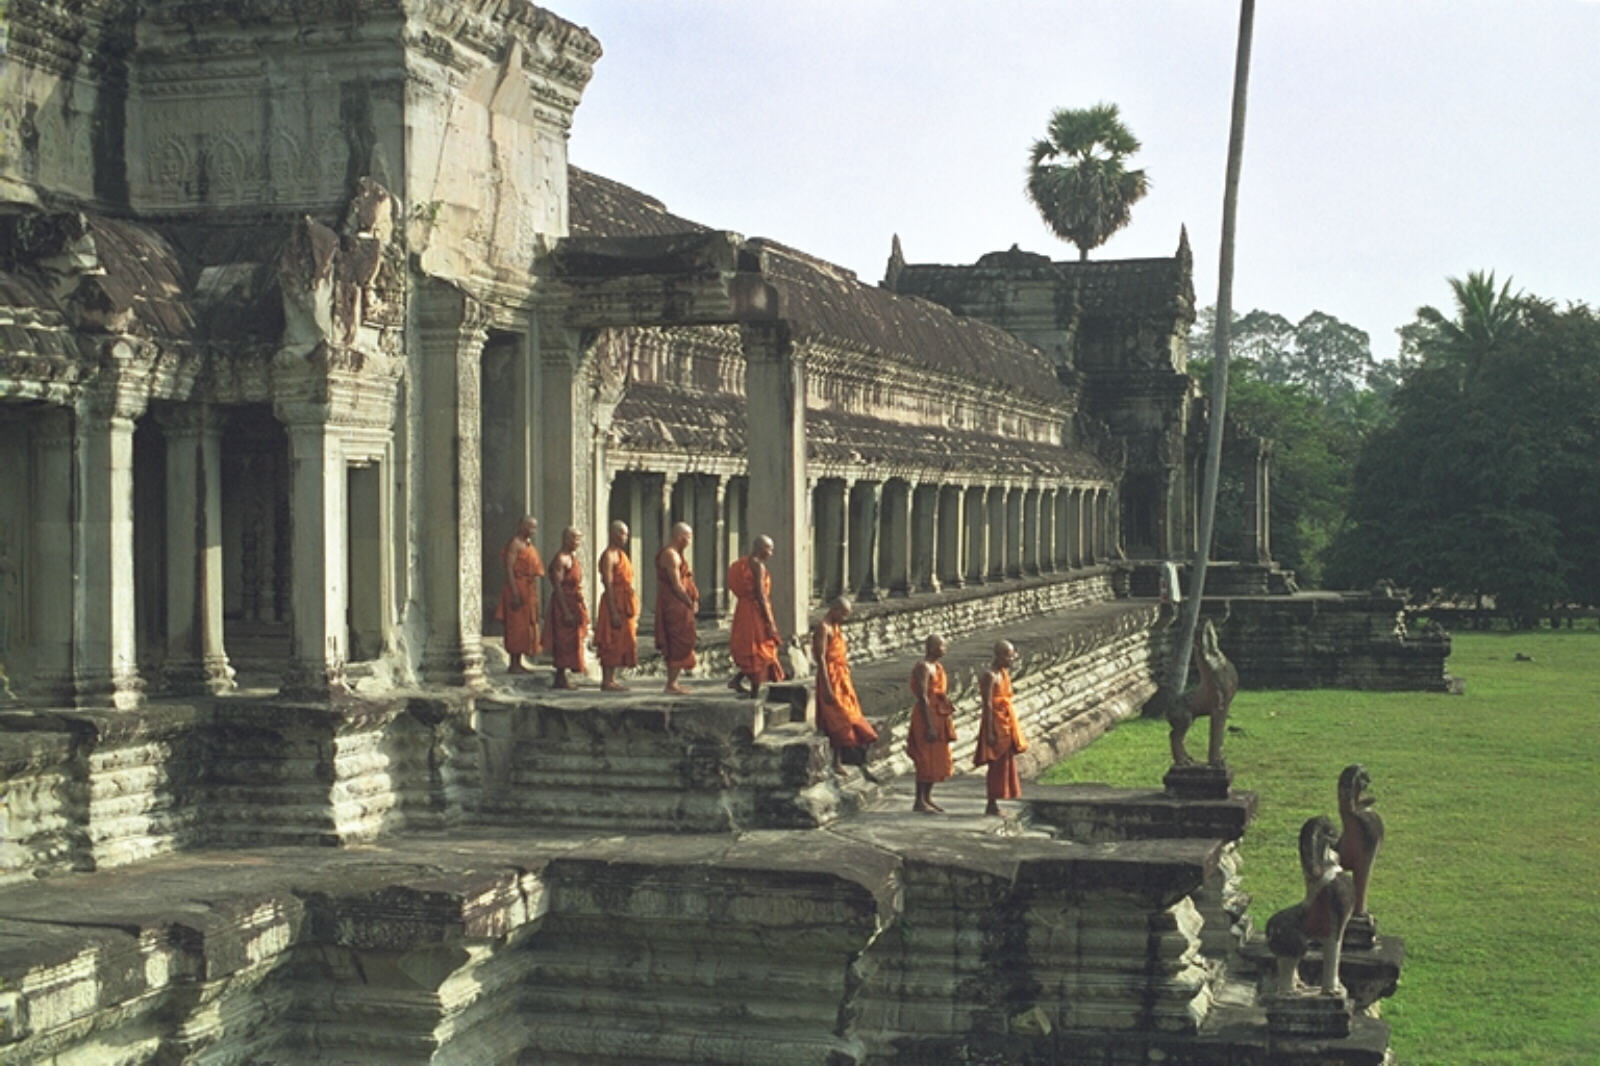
[1025,103,1150,260]
[1414,271,1523,385]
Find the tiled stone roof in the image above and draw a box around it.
[568,166,710,238]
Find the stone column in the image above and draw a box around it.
[986,486,1006,581]
[1023,488,1041,576]
[692,475,723,621]
[1068,489,1084,568]
[638,472,672,622]
[28,409,76,702]
[1243,445,1272,563]
[848,479,883,600]
[741,323,810,642]
[879,479,912,597]
[158,405,234,694]
[1038,489,1055,574]
[279,419,347,695]
[1089,489,1105,563]
[719,478,742,616]
[417,281,487,687]
[815,479,849,601]
[911,482,940,594]
[71,400,144,708]
[937,484,963,589]
[964,485,987,584]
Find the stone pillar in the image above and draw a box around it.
[1089,489,1105,563]
[1069,489,1084,568]
[911,482,940,594]
[417,281,487,687]
[1243,445,1272,563]
[720,477,743,616]
[277,419,347,695]
[158,406,234,694]
[28,409,76,702]
[848,479,883,600]
[1038,489,1055,574]
[986,486,1006,580]
[879,479,912,597]
[813,479,847,601]
[1023,488,1041,576]
[937,484,963,589]
[741,323,809,642]
[638,472,672,622]
[964,485,987,584]
[71,401,144,708]
[692,475,723,621]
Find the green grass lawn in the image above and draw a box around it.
[1040,627,1600,1066]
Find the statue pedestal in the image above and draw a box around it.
[1343,913,1378,950]
[1262,991,1353,1038]
[1163,762,1233,800]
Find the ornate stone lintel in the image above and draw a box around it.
[1262,990,1353,1039]
[1163,762,1234,800]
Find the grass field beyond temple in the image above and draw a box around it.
[1039,628,1600,1066]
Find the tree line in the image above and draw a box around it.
[1190,274,1600,623]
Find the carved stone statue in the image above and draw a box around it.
[1337,764,1384,945]
[1169,617,1238,767]
[1265,815,1355,997]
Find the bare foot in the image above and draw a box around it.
[507,663,528,674]
[985,802,1001,816]
[928,800,946,813]
[913,802,935,814]
[664,683,690,695]
[601,682,628,692]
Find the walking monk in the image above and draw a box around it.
[727,534,785,697]
[812,597,879,773]
[595,520,638,692]
[655,522,698,694]
[974,640,1027,815]
[907,634,957,813]
[545,526,589,689]
[495,516,543,673]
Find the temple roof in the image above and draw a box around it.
[608,382,1115,480]
[568,166,710,239]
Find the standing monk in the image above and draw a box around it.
[812,597,879,773]
[545,526,589,690]
[595,520,638,692]
[974,640,1028,815]
[495,516,543,673]
[727,534,785,697]
[654,522,699,694]
[907,634,957,813]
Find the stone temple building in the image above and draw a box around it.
[0,2,1427,1062]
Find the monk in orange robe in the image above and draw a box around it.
[494,516,543,673]
[974,640,1028,815]
[727,534,785,697]
[655,521,698,694]
[812,597,879,772]
[595,519,638,692]
[907,634,957,813]
[545,526,589,689]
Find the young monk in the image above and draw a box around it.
[494,516,543,673]
[727,534,785,697]
[655,522,699,694]
[907,634,957,813]
[544,526,589,690]
[595,520,638,692]
[974,640,1028,815]
[812,596,879,773]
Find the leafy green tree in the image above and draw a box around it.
[1193,305,1377,407]
[1025,103,1150,260]
[1327,278,1600,623]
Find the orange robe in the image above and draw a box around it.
[728,555,786,684]
[544,554,589,672]
[815,623,879,751]
[595,548,639,669]
[973,670,1028,800]
[494,540,544,657]
[906,661,956,783]
[654,548,699,669]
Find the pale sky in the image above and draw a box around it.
[558,1,1599,360]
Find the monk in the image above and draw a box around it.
[974,640,1028,815]
[544,526,589,689]
[812,596,879,773]
[654,521,699,695]
[595,520,638,692]
[907,634,957,813]
[494,516,543,673]
[727,534,785,698]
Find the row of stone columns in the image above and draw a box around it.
[811,478,1115,603]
